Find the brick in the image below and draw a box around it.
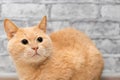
[1,4,47,18]
[3,38,8,52]
[27,20,70,34]
[103,57,117,73]
[94,39,120,54]
[0,38,5,54]
[72,22,120,38]
[101,5,120,21]
[96,39,115,54]
[115,58,120,72]
[0,21,5,35]
[0,37,9,56]
[0,0,33,3]
[47,21,70,33]
[92,39,105,54]
[51,4,98,20]
[26,18,48,26]
[0,56,16,72]
[10,20,28,27]
[103,57,120,72]
[100,0,120,3]
[33,0,97,3]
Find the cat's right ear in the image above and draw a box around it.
[4,19,18,40]
[37,16,47,33]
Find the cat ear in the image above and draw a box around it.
[4,19,18,40]
[38,16,47,32]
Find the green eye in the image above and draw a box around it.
[21,39,28,45]
[37,37,43,42]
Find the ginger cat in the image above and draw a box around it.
[4,16,104,80]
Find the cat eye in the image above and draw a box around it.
[37,37,43,42]
[21,39,28,45]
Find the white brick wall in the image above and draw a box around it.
[1,4,48,18]
[51,4,98,20]
[33,0,98,3]
[72,22,120,38]
[101,5,120,21]
[0,0,120,76]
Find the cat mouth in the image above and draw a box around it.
[32,53,40,57]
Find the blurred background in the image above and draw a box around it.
[0,0,120,78]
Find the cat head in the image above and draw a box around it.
[4,16,52,64]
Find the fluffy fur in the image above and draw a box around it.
[4,16,104,80]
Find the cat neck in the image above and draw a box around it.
[14,58,49,80]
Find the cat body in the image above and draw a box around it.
[4,16,104,80]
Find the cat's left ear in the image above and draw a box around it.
[4,19,18,40]
[37,16,47,33]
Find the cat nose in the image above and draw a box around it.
[32,47,38,50]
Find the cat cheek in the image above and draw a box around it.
[24,51,34,57]
[23,53,29,58]
[37,48,46,55]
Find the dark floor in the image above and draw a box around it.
[102,77,120,80]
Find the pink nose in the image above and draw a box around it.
[32,47,38,50]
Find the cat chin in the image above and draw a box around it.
[23,55,48,64]
[28,58,47,65]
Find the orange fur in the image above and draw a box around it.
[4,16,104,80]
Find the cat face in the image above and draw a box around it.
[4,16,52,64]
